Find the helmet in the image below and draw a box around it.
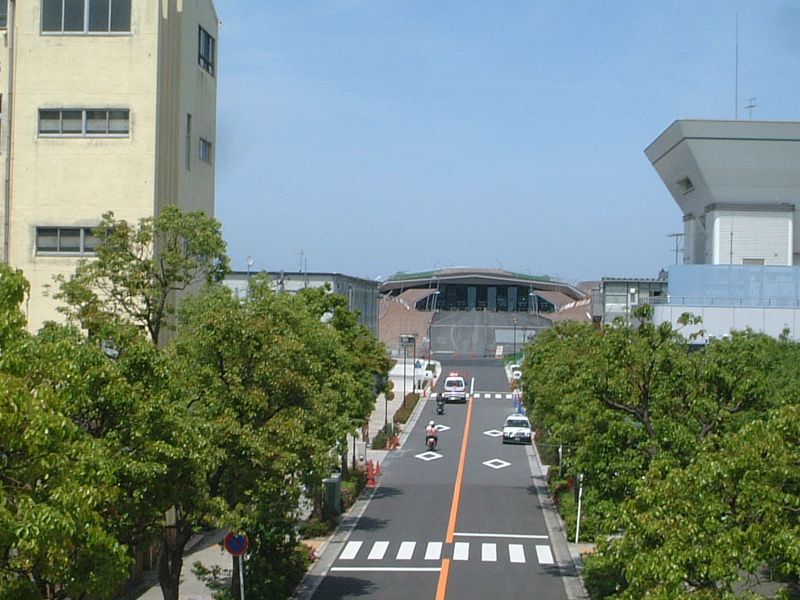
[429,420,435,426]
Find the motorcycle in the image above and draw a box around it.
[426,435,438,451]
[436,398,444,415]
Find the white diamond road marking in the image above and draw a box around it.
[415,451,443,461]
[453,542,469,561]
[536,545,555,565]
[425,542,442,560]
[509,544,526,563]
[340,541,362,560]
[434,424,450,432]
[368,541,389,560]
[483,458,511,470]
[396,541,415,560]
[483,429,503,437]
[481,543,497,562]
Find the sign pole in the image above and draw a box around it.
[239,555,245,600]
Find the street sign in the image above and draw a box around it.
[224,531,249,557]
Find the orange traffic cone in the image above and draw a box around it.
[366,460,376,488]
[375,461,382,478]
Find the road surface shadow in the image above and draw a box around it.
[311,574,377,598]
[371,485,403,500]
[353,515,389,531]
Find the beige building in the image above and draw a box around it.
[0,0,219,331]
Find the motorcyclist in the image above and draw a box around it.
[425,420,438,447]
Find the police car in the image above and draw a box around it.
[441,372,467,403]
[502,413,532,444]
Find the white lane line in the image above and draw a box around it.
[536,545,555,565]
[453,542,469,561]
[509,544,526,563]
[396,541,415,560]
[331,567,441,572]
[481,543,497,562]
[339,540,362,560]
[455,532,549,540]
[425,542,442,560]
[368,541,390,560]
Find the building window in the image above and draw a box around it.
[42,0,131,34]
[0,1,7,29]
[199,137,212,164]
[185,114,192,170]
[38,109,129,136]
[36,227,99,255]
[198,27,215,75]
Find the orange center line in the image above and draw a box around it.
[435,396,474,600]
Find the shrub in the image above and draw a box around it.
[298,518,334,539]
[393,393,420,424]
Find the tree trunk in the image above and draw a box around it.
[157,522,193,600]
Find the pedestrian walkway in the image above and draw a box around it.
[331,538,555,568]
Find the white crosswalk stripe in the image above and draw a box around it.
[425,542,442,560]
[368,541,389,560]
[396,541,415,560]
[509,544,526,563]
[453,542,469,561]
[536,545,554,565]
[339,541,362,560]
[473,392,514,400]
[336,540,555,566]
[481,543,497,562]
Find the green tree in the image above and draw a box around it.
[54,206,229,345]
[0,265,129,599]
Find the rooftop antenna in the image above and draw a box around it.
[735,10,739,119]
[667,233,684,265]
[745,97,757,119]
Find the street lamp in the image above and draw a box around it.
[246,256,254,295]
[399,334,416,409]
[513,316,518,358]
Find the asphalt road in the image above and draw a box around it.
[308,359,575,600]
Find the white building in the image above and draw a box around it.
[644,120,800,341]
[0,0,219,331]
[645,120,800,267]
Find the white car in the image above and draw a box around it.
[502,413,532,444]
[442,372,467,403]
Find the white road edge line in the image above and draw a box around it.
[331,567,441,572]
[454,532,549,539]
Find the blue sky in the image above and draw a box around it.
[213,1,800,283]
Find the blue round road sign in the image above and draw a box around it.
[224,531,249,556]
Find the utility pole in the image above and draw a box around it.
[745,97,757,119]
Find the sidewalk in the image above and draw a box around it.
[133,361,440,599]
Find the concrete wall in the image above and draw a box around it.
[0,0,218,332]
[654,304,800,342]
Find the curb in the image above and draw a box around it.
[292,486,378,600]
[527,442,589,600]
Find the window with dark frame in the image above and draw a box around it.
[199,137,212,164]
[198,26,215,75]
[0,1,8,29]
[41,0,131,33]
[36,226,99,254]
[38,108,129,136]
[186,114,192,170]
